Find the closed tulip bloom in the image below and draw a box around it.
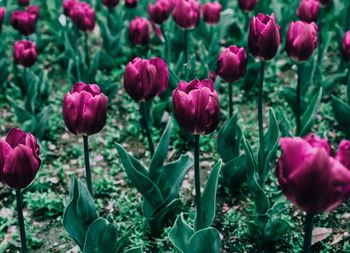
[70,2,95,32]
[14,40,37,67]
[238,0,258,12]
[342,31,350,62]
[248,13,281,61]
[172,0,200,30]
[27,5,40,18]
[172,79,220,135]
[297,0,319,23]
[10,9,37,36]
[0,128,40,190]
[18,0,30,6]
[63,0,79,16]
[0,7,5,31]
[125,0,137,8]
[336,140,350,170]
[286,21,318,62]
[303,133,332,155]
[148,0,173,24]
[202,2,222,25]
[129,17,151,45]
[124,57,169,101]
[102,0,119,8]
[277,137,350,213]
[62,82,108,136]
[217,45,247,83]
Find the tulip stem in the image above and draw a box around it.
[303,213,314,253]
[347,68,350,105]
[194,135,201,224]
[258,61,265,177]
[161,24,170,62]
[184,30,188,79]
[16,190,28,253]
[140,101,154,157]
[296,63,304,136]
[83,135,93,196]
[228,83,233,117]
[84,33,90,68]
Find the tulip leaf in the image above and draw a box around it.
[169,213,195,253]
[63,176,98,249]
[331,95,350,133]
[221,155,247,192]
[264,217,291,243]
[300,88,323,136]
[282,87,307,117]
[189,227,221,253]
[124,247,143,253]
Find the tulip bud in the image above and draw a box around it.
[62,82,108,136]
[319,0,332,6]
[238,0,258,12]
[303,133,332,155]
[14,40,37,68]
[172,0,200,30]
[10,9,38,36]
[124,57,169,101]
[0,128,41,190]
[342,31,350,62]
[217,45,247,83]
[18,0,30,6]
[125,0,137,8]
[27,5,40,18]
[202,2,222,25]
[172,79,220,135]
[128,17,151,45]
[0,7,5,31]
[336,140,350,170]
[248,13,281,61]
[148,0,173,24]
[286,21,318,62]
[102,0,119,8]
[63,0,79,16]
[70,2,95,32]
[297,0,320,23]
[277,137,350,213]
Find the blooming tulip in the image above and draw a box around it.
[202,2,222,25]
[303,133,332,155]
[10,9,38,36]
[18,0,30,6]
[297,0,320,23]
[62,82,108,136]
[336,140,350,170]
[70,2,95,32]
[342,31,350,62]
[0,7,5,31]
[148,0,173,24]
[238,0,258,12]
[102,0,119,8]
[63,0,79,16]
[128,17,151,45]
[125,0,137,8]
[124,57,169,101]
[0,128,40,190]
[172,0,200,30]
[172,79,220,135]
[248,13,281,61]
[14,40,37,67]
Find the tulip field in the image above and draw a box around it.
[1,0,350,252]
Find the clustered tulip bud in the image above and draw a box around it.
[238,0,258,12]
[18,0,30,6]
[148,0,173,24]
[129,17,151,45]
[70,2,95,32]
[277,136,350,214]
[125,0,137,8]
[172,79,220,135]
[303,133,332,155]
[14,40,38,67]
[102,0,119,8]
[63,0,79,16]
[172,0,200,30]
[202,2,222,25]
[336,140,350,170]
[0,7,5,31]
[297,0,320,23]
[342,31,350,62]
[10,7,39,36]
[62,82,108,136]
[248,13,281,61]
[217,45,247,83]
[124,57,169,101]
[0,128,41,190]
[27,5,40,18]
[286,21,318,62]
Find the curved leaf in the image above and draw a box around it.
[331,95,350,131]
[221,155,247,192]
[189,227,221,253]
[169,213,194,253]
[300,88,323,136]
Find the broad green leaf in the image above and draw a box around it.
[300,88,323,136]
[282,87,307,116]
[169,213,195,253]
[221,155,247,192]
[189,227,221,253]
[331,95,350,133]
[264,217,291,243]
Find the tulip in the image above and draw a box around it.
[0,7,5,31]
[297,0,320,23]
[238,0,258,12]
[102,0,119,8]
[69,2,95,32]
[125,0,137,8]
[336,140,350,170]
[63,0,79,16]
[14,40,37,68]
[202,2,222,25]
[342,31,350,62]
[172,0,200,30]
[18,0,30,6]
[27,5,40,18]
[218,45,247,83]
[10,9,38,36]
[128,17,151,45]
[148,0,173,24]
[303,133,332,155]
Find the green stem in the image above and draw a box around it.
[84,33,90,68]
[303,213,314,253]
[347,68,350,105]
[161,24,169,62]
[184,30,188,79]
[194,135,201,221]
[228,83,233,118]
[83,135,93,196]
[258,61,265,176]
[16,190,28,253]
[296,63,304,136]
[140,101,154,157]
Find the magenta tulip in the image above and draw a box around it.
[70,2,95,32]
[0,128,40,190]
[336,140,350,170]
[172,79,220,135]
[217,45,247,83]
[27,5,40,18]
[63,0,79,16]
[297,0,320,23]
[248,13,281,61]
[277,137,350,213]
[342,31,350,62]
[303,133,332,155]
[102,0,119,8]
[124,57,169,101]
[238,0,258,12]
[10,9,38,36]
[0,7,5,31]
[202,2,222,25]
[125,0,137,8]
[128,17,151,45]
[18,0,30,6]
[172,0,200,30]
[14,40,37,67]
[62,82,108,136]
[148,0,173,24]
